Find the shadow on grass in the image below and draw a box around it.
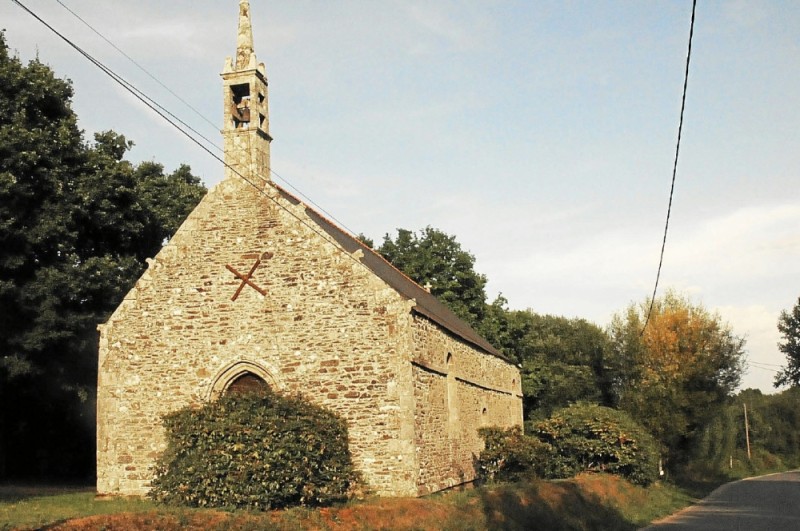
[0,484,93,503]
[477,481,636,531]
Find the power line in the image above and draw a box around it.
[10,0,373,277]
[749,360,783,368]
[52,0,361,239]
[13,1,221,162]
[748,361,782,374]
[641,0,697,333]
[268,167,360,237]
[54,0,219,134]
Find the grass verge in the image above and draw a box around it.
[1,474,707,531]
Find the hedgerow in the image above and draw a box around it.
[149,390,359,510]
[533,403,660,485]
[478,404,660,486]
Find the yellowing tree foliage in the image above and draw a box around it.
[608,290,745,464]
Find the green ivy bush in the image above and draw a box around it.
[150,390,359,510]
[533,403,660,485]
[476,426,554,483]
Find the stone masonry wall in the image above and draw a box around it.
[410,315,523,494]
[97,176,420,497]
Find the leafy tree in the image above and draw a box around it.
[519,315,613,420]
[0,32,205,480]
[691,387,800,478]
[607,290,746,465]
[735,387,800,467]
[774,296,800,388]
[355,233,374,248]
[479,297,614,420]
[477,295,532,363]
[376,227,487,327]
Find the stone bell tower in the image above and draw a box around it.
[221,0,271,184]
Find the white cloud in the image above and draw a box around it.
[666,204,800,284]
[715,304,784,391]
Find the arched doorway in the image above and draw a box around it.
[225,372,268,396]
[208,360,279,400]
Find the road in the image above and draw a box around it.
[644,471,800,530]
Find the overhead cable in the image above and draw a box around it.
[10,0,373,276]
[55,0,219,133]
[52,0,360,239]
[641,0,697,334]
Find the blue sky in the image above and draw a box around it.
[3,1,798,392]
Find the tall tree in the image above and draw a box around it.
[519,314,613,420]
[608,290,746,465]
[0,32,206,480]
[774,296,800,388]
[479,296,613,420]
[377,227,487,327]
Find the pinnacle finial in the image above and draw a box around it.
[236,0,255,70]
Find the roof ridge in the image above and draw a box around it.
[269,182,428,291]
[268,181,509,362]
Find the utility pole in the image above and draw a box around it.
[744,403,751,461]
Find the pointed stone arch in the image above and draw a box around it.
[208,360,280,400]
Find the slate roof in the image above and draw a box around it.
[273,184,507,361]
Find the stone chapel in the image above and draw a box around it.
[96,0,523,498]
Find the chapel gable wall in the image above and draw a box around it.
[97,177,419,497]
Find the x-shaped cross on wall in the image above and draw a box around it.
[226,255,269,301]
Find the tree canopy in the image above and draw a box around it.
[479,296,614,420]
[376,227,488,327]
[0,32,205,480]
[607,290,746,463]
[691,387,800,476]
[774,296,800,388]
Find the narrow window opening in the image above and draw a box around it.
[446,353,457,432]
[231,83,251,129]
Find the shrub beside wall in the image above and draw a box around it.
[150,390,359,510]
[478,404,660,486]
[533,403,660,486]
[476,426,553,483]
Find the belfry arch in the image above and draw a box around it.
[208,360,279,400]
